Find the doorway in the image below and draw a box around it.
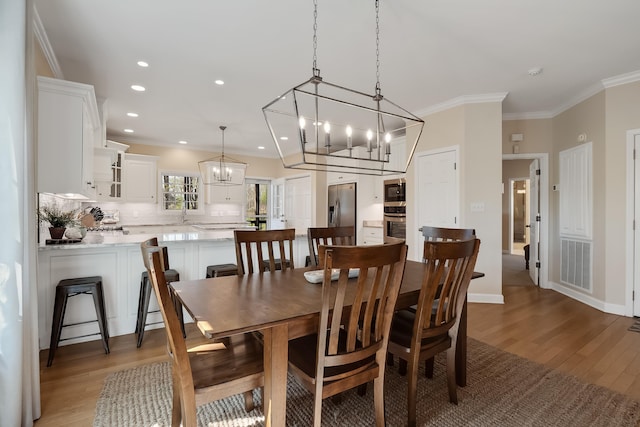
[502,153,549,289]
[509,178,530,255]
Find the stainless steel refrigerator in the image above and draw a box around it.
[328,182,357,238]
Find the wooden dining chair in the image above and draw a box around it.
[388,226,476,367]
[387,238,480,427]
[287,242,408,427]
[234,228,296,275]
[306,225,355,267]
[141,239,264,427]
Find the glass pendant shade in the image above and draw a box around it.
[198,126,247,185]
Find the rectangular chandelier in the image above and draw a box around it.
[263,77,424,176]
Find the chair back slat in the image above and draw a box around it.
[415,239,480,341]
[234,229,296,275]
[317,242,407,376]
[307,226,355,267]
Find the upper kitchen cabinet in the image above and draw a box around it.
[37,76,100,199]
[208,184,244,204]
[123,153,158,203]
[94,140,129,201]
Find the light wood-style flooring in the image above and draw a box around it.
[34,285,640,426]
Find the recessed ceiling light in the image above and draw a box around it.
[258,146,265,150]
[215,80,224,85]
[131,84,146,92]
[127,112,139,117]
[528,67,543,76]
[178,140,188,145]
[137,61,149,67]
[124,128,134,133]
[280,136,288,140]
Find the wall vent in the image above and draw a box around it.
[560,238,592,291]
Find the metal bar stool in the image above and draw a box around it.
[136,267,181,348]
[205,263,238,278]
[47,276,109,367]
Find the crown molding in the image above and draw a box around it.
[414,92,508,118]
[549,82,604,118]
[502,111,554,121]
[601,69,640,88]
[32,6,64,79]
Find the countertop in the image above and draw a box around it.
[38,224,308,250]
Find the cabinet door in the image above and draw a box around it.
[124,157,157,202]
[37,77,99,198]
[208,184,243,204]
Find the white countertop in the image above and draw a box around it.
[38,225,308,250]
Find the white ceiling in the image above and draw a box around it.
[35,0,640,158]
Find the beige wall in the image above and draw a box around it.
[552,92,606,301]
[406,102,503,300]
[604,81,640,306]
[502,119,553,155]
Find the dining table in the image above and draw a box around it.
[171,260,483,426]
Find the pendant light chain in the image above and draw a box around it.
[312,0,319,76]
[375,0,381,96]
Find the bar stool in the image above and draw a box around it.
[47,276,109,367]
[136,267,181,348]
[205,263,238,278]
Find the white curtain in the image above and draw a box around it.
[0,0,41,425]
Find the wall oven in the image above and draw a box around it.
[383,178,406,242]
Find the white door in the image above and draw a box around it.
[285,175,311,233]
[634,135,640,314]
[528,159,540,285]
[270,178,285,230]
[415,149,458,260]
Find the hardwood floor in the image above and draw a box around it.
[34,286,640,426]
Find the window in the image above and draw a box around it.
[245,179,269,230]
[161,173,201,212]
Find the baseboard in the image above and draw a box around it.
[549,281,628,316]
[468,293,504,304]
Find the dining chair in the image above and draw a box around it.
[234,228,296,275]
[388,226,476,367]
[306,225,355,267]
[141,239,264,427]
[387,238,480,427]
[287,242,408,427]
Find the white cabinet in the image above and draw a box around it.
[37,76,100,198]
[208,184,244,204]
[124,154,158,203]
[362,226,383,245]
[94,149,124,200]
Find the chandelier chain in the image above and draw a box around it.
[313,0,318,73]
[375,0,381,93]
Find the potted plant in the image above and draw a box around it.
[39,204,78,239]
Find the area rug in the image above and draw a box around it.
[94,339,640,427]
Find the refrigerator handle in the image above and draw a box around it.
[335,198,340,226]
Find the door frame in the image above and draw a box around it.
[503,153,549,289]
[626,129,640,316]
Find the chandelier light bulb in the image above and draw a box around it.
[346,125,353,150]
[299,117,307,142]
[324,121,331,147]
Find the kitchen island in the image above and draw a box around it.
[37,225,310,350]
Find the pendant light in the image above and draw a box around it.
[198,126,247,185]
[262,0,424,176]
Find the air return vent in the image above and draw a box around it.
[560,238,592,291]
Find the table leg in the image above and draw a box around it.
[456,297,467,387]
[262,324,289,427]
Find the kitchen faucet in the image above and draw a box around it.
[181,203,187,223]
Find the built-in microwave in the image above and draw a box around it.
[384,178,406,205]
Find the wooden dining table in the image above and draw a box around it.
[171,260,483,426]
